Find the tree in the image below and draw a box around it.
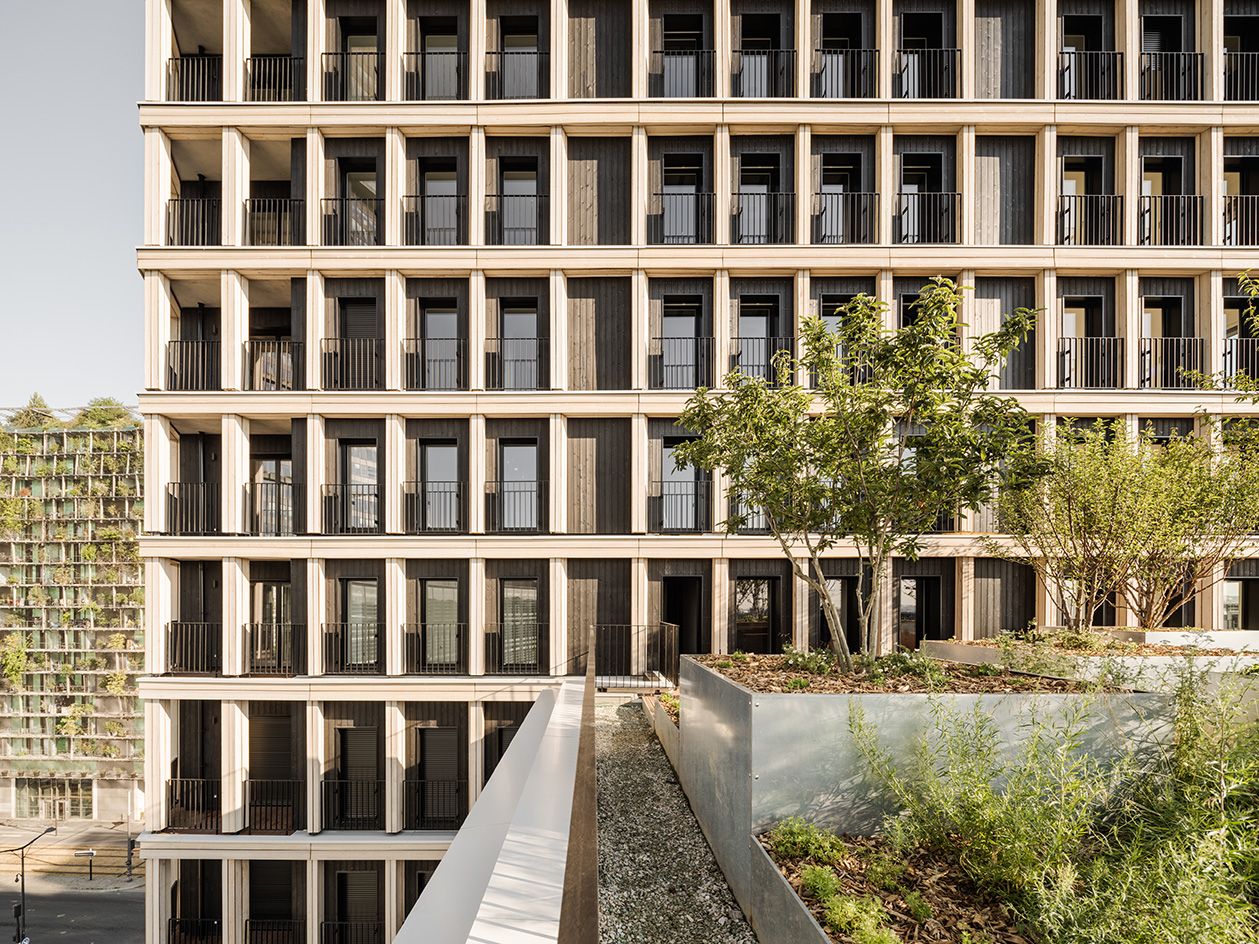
[6,393,59,431]
[69,398,138,430]
[676,279,1034,670]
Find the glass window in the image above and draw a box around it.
[344,579,379,666]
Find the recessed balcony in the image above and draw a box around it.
[1138,194,1202,246]
[321,778,384,830]
[1139,52,1202,101]
[166,622,222,676]
[648,336,714,389]
[167,341,221,392]
[484,623,545,674]
[245,779,306,833]
[166,778,221,832]
[812,47,877,98]
[404,623,468,674]
[245,55,306,102]
[1058,50,1123,99]
[648,479,711,533]
[245,340,304,391]
[246,198,305,247]
[893,48,959,98]
[1057,194,1123,246]
[1138,337,1203,389]
[403,778,468,830]
[166,482,221,536]
[732,48,796,97]
[812,192,879,245]
[894,192,959,244]
[1057,336,1124,389]
[244,622,304,676]
[322,622,384,675]
[403,194,467,246]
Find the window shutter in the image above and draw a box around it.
[419,727,460,781]
[338,870,378,921]
[340,727,377,780]
[340,300,377,339]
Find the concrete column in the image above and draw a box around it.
[222,414,250,534]
[385,270,406,390]
[550,414,567,534]
[223,0,253,102]
[550,271,568,390]
[714,0,732,98]
[1200,561,1227,630]
[1203,0,1224,102]
[1204,127,1224,247]
[1204,270,1225,375]
[305,412,326,533]
[795,126,812,245]
[143,416,175,534]
[469,415,487,533]
[715,125,732,244]
[385,860,401,939]
[794,270,811,385]
[468,559,487,675]
[469,0,486,99]
[385,414,405,534]
[956,557,975,641]
[307,559,327,675]
[1119,0,1140,101]
[1035,0,1056,100]
[305,269,325,389]
[551,0,569,99]
[221,271,249,390]
[876,0,894,99]
[145,561,176,676]
[714,270,732,385]
[306,702,326,832]
[792,569,810,650]
[1037,269,1058,388]
[386,0,405,101]
[385,558,407,675]
[631,127,648,247]
[469,128,487,245]
[876,270,895,321]
[1035,571,1055,632]
[305,859,323,944]
[385,129,406,247]
[958,0,975,98]
[222,128,251,246]
[145,273,174,390]
[145,129,173,245]
[873,564,895,655]
[467,702,486,805]
[145,858,173,944]
[1120,268,1140,389]
[876,127,894,244]
[631,270,648,389]
[550,558,568,674]
[306,0,327,103]
[631,558,649,627]
[221,700,248,834]
[222,558,250,676]
[1120,126,1139,246]
[224,861,247,944]
[145,0,175,100]
[469,271,487,389]
[631,414,647,533]
[550,128,567,246]
[306,129,326,244]
[632,0,649,98]
[959,126,976,245]
[711,558,730,653]
[385,701,406,833]
[795,0,811,96]
[1036,126,1057,245]
[143,699,173,830]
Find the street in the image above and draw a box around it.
[1,874,144,944]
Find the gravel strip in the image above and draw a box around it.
[597,698,758,944]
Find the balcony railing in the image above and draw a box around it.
[323,51,380,101]
[1139,51,1203,101]
[169,918,223,944]
[403,194,467,245]
[648,479,711,533]
[167,340,221,391]
[321,338,383,390]
[729,494,770,534]
[813,192,878,244]
[485,337,548,389]
[166,482,221,536]
[245,919,305,944]
[732,191,795,244]
[404,50,466,100]
[1139,336,1204,389]
[166,778,221,832]
[1224,195,1259,246]
[648,192,714,244]
[1225,51,1259,100]
[484,623,544,674]
[322,622,384,675]
[1225,337,1259,383]
[486,51,548,99]
[321,779,384,830]
[246,55,306,102]
[245,779,305,833]
[404,338,465,390]
[1138,194,1202,246]
[245,340,304,391]
[592,623,680,688]
[1058,50,1123,99]
[893,48,959,97]
[246,198,305,246]
[404,481,463,533]
[404,779,468,830]
[321,197,382,246]
[319,923,383,944]
[1058,336,1125,389]
[486,194,548,245]
[895,192,959,244]
[167,55,223,101]
[732,49,796,97]
[731,335,795,384]
[811,48,878,98]
[1057,194,1123,246]
[167,622,222,676]
[167,198,222,246]
[649,49,715,96]
[244,622,303,676]
[648,336,714,389]
[486,480,547,533]
[322,484,381,534]
[404,623,467,674]
[248,481,301,535]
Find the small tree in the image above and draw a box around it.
[6,393,59,431]
[676,279,1034,670]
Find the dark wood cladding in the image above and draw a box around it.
[407,277,469,339]
[486,0,551,55]
[324,559,386,623]
[730,277,794,336]
[974,277,1036,389]
[405,136,469,195]
[567,558,631,666]
[648,0,713,50]
[812,0,876,47]
[1058,276,1116,333]
[731,0,795,48]
[179,560,222,623]
[810,135,876,192]
[976,136,1035,245]
[975,0,1034,98]
[731,135,796,181]
[406,559,469,623]
[973,559,1035,638]
[647,559,712,652]
[567,419,631,534]
[322,701,385,779]
[568,277,630,390]
[894,556,956,636]
[568,0,631,97]
[324,278,384,337]
[486,277,550,340]
[1059,0,1115,45]
[323,137,386,199]
[484,138,550,197]
[1058,135,1117,190]
[894,135,957,189]
[406,0,469,52]
[648,277,713,337]
[405,418,469,487]
[321,859,385,922]
[249,701,305,781]
[1138,136,1196,179]
[811,276,876,320]
[323,418,386,491]
[894,0,957,45]
[485,419,550,483]
[177,700,221,779]
[403,701,469,782]
[567,137,631,245]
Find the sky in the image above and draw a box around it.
[0,2,145,412]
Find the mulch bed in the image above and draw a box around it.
[696,654,1087,694]
[963,638,1243,658]
[658,695,680,726]
[767,834,1033,944]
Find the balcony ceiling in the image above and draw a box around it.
[248,279,292,307]
[172,0,224,55]
[249,138,292,181]
[252,0,293,53]
[171,278,221,309]
[172,138,223,181]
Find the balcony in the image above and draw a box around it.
[486,194,548,245]
[245,340,304,391]
[812,48,878,98]
[592,623,681,687]
[893,48,959,97]
[248,481,301,535]
[731,336,795,384]
[732,49,795,97]
[1139,337,1204,389]
[486,51,548,99]
[321,338,383,390]
[1224,195,1259,245]
[404,50,466,100]
[321,484,381,535]
[648,192,714,245]
[813,192,878,244]
[244,622,303,676]
[167,622,222,676]
[246,56,306,102]
[649,49,715,96]
[404,623,467,674]
[322,622,384,675]
[1057,194,1123,246]
[732,192,795,245]
[321,779,384,830]
[485,480,547,533]
[648,480,711,533]
[1139,52,1203,101]
[729,494,770,534]
[1058,336,1124,389]
[166,482,221,536]
[648,336,714,389]
[485,337,548,389]
[323,51,380,101]
[167,55,222,101]
[319,923,382,944]
[1138,194,1202,246]
[321,197,382,246]
[404,779,468,830]
[404,481,463,533]
[245,920,304,944]
[169,919,222,944]
[895,192,959,244]
[246,198,305,246]
[404,338,465,390]
[484,623,545,674]
[166,778,221,832]
[167,198,221,247]
[245,779,305,833]
[1225,51,1259,100]
[1058,50,1123,99]
[1225,337,1259,382]
[403,195,467,245]
[167,341,221,392]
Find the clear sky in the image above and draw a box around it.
[0,2,144,411]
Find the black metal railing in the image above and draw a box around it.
[246,55,306,102]
[1224,195,1259,246]
[1225,337,1259,383]
[404,779,467,829]
[895,192,959,244]
[732,191,795,244]
[648,479,711,533]
[1139,51,1203,101]
[246,198,305,246]
[245,779,305,833]
[403,194,467,245]
[893,48,959,97]
[249,481,301,535]
[404,338,465,390]
[813,192,878,244]
[404,481,463,533]
[167,622,222,676]
[166,778,221,832]
[1058,50,1123,99]
[321,338,383,390]
[404,623,467,674]
[1138,194,1202,246]
[167,198,222,246]
[321,197,382,246]
[1058,336,1125,389]
[485,623,544,674]
[1057,194,1123,246]
[323,51,380,101]
[1139,336,1204,389]
[319,923,382,944]
[1225,51,1259,100]
[486,480,547,533]
[322,484,381,534]
[166,482,221,535]
[729,493,770,533]
[732,49,796,97]
[812,48,878,98]
[731,335,795,384]
[245,919,305,944]
[244,622,303,676]
[648,192,714,244]
[322,622,384,675]
[321,779,384,830]
[649,49,715,96]
[404,50,466,100]
[648,336,714,389]
[485,51,549,99]
[169,918,223,944]
[592,623,680,688]
[246,339,304,391]
[486,194,548,245]
[168,340,221,391]
[167,55,223,101]
[485,337,548,389]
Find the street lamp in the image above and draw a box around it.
[2,826,55,943]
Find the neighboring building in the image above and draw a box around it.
[139,0,1257,940]
[0,407,144,824]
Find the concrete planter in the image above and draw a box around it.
[1106,629,1259,651]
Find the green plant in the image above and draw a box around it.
[862,851,906,891]
[782,644,836,675]
[785,676,810,691]
[0,633,28,689]
[102,672,129,696]
[824,896,899,944]
[764,818,843,865]
[799,864,840,900]
[902,890,932,924]
[729,651,749,665]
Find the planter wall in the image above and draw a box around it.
[1107,629,1259,650]
[642,694,680,770]
[746,839,831,944]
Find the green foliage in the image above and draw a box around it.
[102,672,129,696]
[764,817,844,865]
[67,398,138,430]
[799,864,841,900]
[5,394,58,431]
[902,890,933,924]
[785,676,810,691]
[0,633,28,689]
[782,644,836,674]
[824,896,899,944]
[857,652,951,691]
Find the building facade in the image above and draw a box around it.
[140,0,1259,940]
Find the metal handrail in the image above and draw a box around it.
[648,49,715,96]
[403,50,466,100]
[246,198,305,246]
[484,622,545,674]
[245,779,306,833]
[813,191,878,244]
[1138,336,1204,389]
[1139,51,1203,101]
[166,482,221,535]
[245,339,304,391]
[647,479,711,533]
[403,337,465,390]
[244,622,303,676]
[322,622,384,675]
[321,338,383,391]
[812,47,878,98]
[323,51,380,101]
[166,622,223,676]
[732,48,796,97]
[321,197,383,247]
[1057,194,1123,246]
[167,198,222,247]
[403,623,467,674]
[648,336,714,389]
[893,47,959,97]
[1058,50,1124,99]
[732,191,795,244]
[246,56,305,102]
[485,480,548,533]
[485,50,549,99]
[403,194,467,245]
[167,340,221,391]
[648,192,714,244]
[485,337,549,389]
[167,55,222,101]
[1138,194,1202,246]
[486,193,549,245]
[403,779,468,829]
[166,778,221,832]
[321,484,381,534]
[403,481,463,533]
[895,191,960,244]
[1057,336,1125,389]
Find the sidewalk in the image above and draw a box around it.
[0,822,141,877]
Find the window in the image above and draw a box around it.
[500,578,540,669]
[661,14,707,96]
[661,155,705,243]
[335,869,378,920]
[250,456,294,534]
[499,440,540,531]
[337,441,379,532]
[897,576,943,649]
[343,578,379,668]
[418,159,460,245]
[500,301,541,389]
[419,578,460,666]
[417,726,461,823]
[250,580,292,671]
[420,441,459,531]
[736,155,781,244]
[734,577,776,653]
[413,300,460,389]
[818,154,863,243]
[16,778,93,820]
[500,17,541,97]
[660,438,702,531]
[418,17,460,99]
[340,162,379,244]
[736,296,781,380]
[499,160,540,244]
[659,296,703,387]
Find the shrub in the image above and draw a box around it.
[0,633,28,689]
[824,896,899,944]
[903,890,933,924]
[785,676,810,691]
[764,817,843,864]
[799,864,840,900]
[782,644,836,675]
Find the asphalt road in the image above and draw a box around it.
[1,875,144,944]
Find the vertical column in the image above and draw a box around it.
[1203,127,1224,247]
[714,0,732,98]
[1120,268,1140,389]
[385,413,405,534]
[222,558,250,676]
[145,130,173,245]
[386,0,405,101]
[551,0,569,98]
[792,570,810,650]
[1120,126,1139,246]
[631,128,648,247]
[385,701,406,833]
[876,127,894,245]
[144,561,176,675]
[223,129,251,246]
[956,558,975,641]
[1119,0,1140,101]
[794,270,811,385]
[1036,126,1057,245]
[631,558,649,627]
[306,558,327,675]
[876,0,894,99]
[386,558,407,675]
[305,859,323,944]
[876,270,895,319]
[1204,270,1225,375]
[222,415,251,535]
[714,126,732,245]
[385,270,406,390]
[1037,269,1058,389]
[1035,571,1055,633]
[1035,0,1056,100]
[631,414,647,533]
[306,129,326,246]
[469,129,487,245]
[631,270,648,390]
[143,416,174,534]
[224,0,252,102]
[1200,562,1227,631]
[307,0,327,103]
[144,273,174,391]
[467,701,486,805]
[221,271,249,391]
[145,0,175,100]
[469,271,487,390]
[468,559,487,675]
[795,126,812,245]
[873,564,895,655]
[959,126,976,246]
[384,861,401,941]
[711,558,730,654]
[632,0,649,98]
[1203,0,1224,102]
[306,701,326,833]
[550,414,567,535]
[305,413,326,533]
[385,130,406,247]
[550,271,569,390]
[306,269,326,391]
[550,127,567,246]
[795,0,811,97]
[143,699,173,830]
[469,415,487,533]
[958,0,975,98]
[550,558,568,674]
[469,0,487,100]
[221,700,248,834]
[714,270,732,385]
